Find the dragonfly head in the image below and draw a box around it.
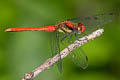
[77,23,85,34]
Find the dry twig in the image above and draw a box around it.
[22,29,104,80]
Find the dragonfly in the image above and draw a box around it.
[5,12,115,72]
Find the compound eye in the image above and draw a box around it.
[81,25,85,33]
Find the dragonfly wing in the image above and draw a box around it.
[69,47,88,69]
[67,13,115,68]
[56,31,63,72]
[49,31,62,72]
[59,32,88,69]
[49,31,57,56]
[68,13,115,35]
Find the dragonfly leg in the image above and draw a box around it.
[67,32,75,44]
[60,32,74,53]
[68,34,73,44]
[75,33,81,41]
[60,33,69,48]
[60,32,74,45]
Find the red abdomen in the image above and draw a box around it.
[5,25,56,32]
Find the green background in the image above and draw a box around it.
[0,0,120,80]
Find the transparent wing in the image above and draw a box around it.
[69,47,88,69]
[59,32,88,69]
[49,31,62,72]
[66,13,115,68]
[49,31,57,57]
[68,12,115,35]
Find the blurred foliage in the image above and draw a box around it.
[0,0,120,80]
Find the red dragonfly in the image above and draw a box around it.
[5,13,115,72]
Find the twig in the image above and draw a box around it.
[22,29,104,80]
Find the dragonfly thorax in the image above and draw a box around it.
[56,20,85,34]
